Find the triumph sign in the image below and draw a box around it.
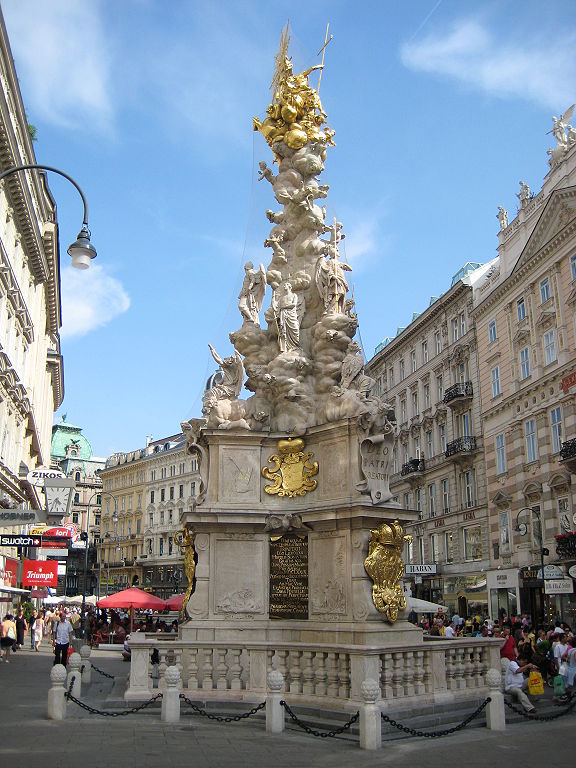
[22,559,58,587]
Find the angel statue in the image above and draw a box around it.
[238,262,266,325]
[551,105,575,148]
[176,526,198,621]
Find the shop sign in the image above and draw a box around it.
[545,579,574,595]
[405,564,437,575]
[26,468,65,487]
[0,556,18,586]
[569,565,576,579]
[22,560,58,587]
[538,564,565,579]
[561,371,576,393]
[487,569,518,589]
[0,534,42,548]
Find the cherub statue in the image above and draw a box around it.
[238,262,266,325]
[258,161,274,183]
[264,231,287,263]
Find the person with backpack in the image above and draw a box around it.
[0,614,17,662]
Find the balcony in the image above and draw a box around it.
[555,532,576,560]
[445,436,477,460]
[560,438,576,474]
[401,458,426,476]
[443,381,473,406]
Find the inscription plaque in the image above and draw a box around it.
[269,535,308,619]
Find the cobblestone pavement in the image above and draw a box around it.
[1,644,574,768]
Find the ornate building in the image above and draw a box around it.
[474,120,576,627]
[366,262,495,616]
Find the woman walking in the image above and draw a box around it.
[14,608,27,650]
[33,611,45,652]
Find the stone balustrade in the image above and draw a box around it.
[125,635,500,710]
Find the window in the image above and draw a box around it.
[517,297,526,321]
[416,488,423,519]
[459,411,471,438]
[488,320,497,344]
[74,493,79,503]
[169,486,174,500]
[540,276,551,303]
[571,253,576,280]
[418,537,425,564]
[430,534,441,563]
[436,374,443,402]
[499,510,511,552]
[411,391,418,416]
[136,519,141,534]
[424,383,430,409]
[150,490,155,504]
[463,525,482,561]
[422,341,428,363]
[491,366,501,397]
[404,491,412,509]
[495,433,507,475]
[428,483,436,517]
[519,347,530,380]
[445,531,454,563]
[72,512,79,524]
[460,312,466,337]
[439,424,446,453]
[168,537,173,555]
[159,538,164,556]
[400,399,407,422]
[179,484,184,499]
[160,510,165,524]
[169,510,173,522]
[524,418,538,463]
[389,366,395,387]
[451,317,459,342]
[426,430,433,457]
[550,406,563,453]
[462,470,475,508]
[74,471,81,482]
[543,329,556,364]
[160,489,165,502]
[558,497,571,532]
[435,331,442,355]
[411,350,417,372]
[148,513,153,527]
[399,359,405,381]
[441,479,450,513]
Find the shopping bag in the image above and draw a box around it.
[528,670,544,696]
[67,645,75,661]
[553,674,566,697]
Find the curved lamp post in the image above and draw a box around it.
[0,163,96,269]
[515,506,549,629]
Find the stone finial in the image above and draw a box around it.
[164,665,181,688]
[486,668,502,689]
[361,678,381,704]
[69,652,82,671]
[79,645,91,661]
[267,669,284,692]
[50,665,67,685]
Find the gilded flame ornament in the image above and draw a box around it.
[262,437,318,498]
[364,520,412,624]
[175,526,197,622]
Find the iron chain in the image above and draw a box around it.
[280,700,360,738]
[381,697,491,738]
[65,690,163,717]
[505,696,576,721]
[179,695,266,722]
[91,663,115,679]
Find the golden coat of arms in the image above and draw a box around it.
[262,437,318,498]
[364,520,412,624]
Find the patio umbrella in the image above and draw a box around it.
[165,593,185,611]
[97,587,167,631]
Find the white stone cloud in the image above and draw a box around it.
[60,265,130,338]
[2,0,113,132]
[401,18,576,110]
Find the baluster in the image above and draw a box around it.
[301,651,315,695]
[216,648,228,690]
[413,650,425,695]
[267,649,275,672]
[314,652,327,696]
[445,648,457,691]
[229,648,243,691]
[276,649,288,682]
[188,648,199,690]
[392,652,404,698]
[338,653,350,699]
[461,646,472,689]
[381,652,393,700]
[403,651,415,697]
[201,648,215,690]
[422,650,433,693]
[326,652,339,698]
[289,650,302,694]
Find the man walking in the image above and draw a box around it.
[52,609,74,667]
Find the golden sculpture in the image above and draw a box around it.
[253,23,335,156]
[175,526,197,621]
[262,437,318,498]
[364,520,412,624]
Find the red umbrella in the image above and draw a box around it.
[165,593,185,611]
[97,587,167,632]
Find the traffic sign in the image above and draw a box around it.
[0,534,42,548]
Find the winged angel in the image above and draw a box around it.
[551,104,575,147]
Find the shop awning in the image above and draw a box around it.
[0,585,31,594]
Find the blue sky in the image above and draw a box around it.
[3,0,575,458]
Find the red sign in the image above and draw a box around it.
[562,371,576,393]
[22,560,58,587]
[43,527,74,538]
[1,556,18,586]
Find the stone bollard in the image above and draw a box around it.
[161,666,181,723]
[485,668,506,731]
[359,679,382,750]
[80,645,92,686]
[48,665,68,720]
[266,670,285,734]
[67,653,82,699]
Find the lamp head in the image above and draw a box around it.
[67,224,97,269]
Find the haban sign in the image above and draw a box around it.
[22,560,58,586]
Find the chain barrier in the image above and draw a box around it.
[280,700,360,738]
[179,694,266,722]
[65,686,163,717]
[380,697,491,739]
[505,695,576,722]
[90,663,115,680]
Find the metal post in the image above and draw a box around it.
[515,506,547,629]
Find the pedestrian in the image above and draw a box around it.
[500,626,518,661]
[29,609,37,649]
[33,611,45,652]
[1,614,17,662]
[504,650,538,713]
[444,620,458,639]
[14,608,27,650]
[562,636,576,696]
[52,608,74,667]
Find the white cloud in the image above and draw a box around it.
[60,265,130,338]
[2,0,113,132]
[401,18,576,110]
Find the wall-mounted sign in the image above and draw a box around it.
[0,535,42,548]
[22,560,58,587]
[26,468,66,487]
[545,579,574,595]
[0,509,45,528]
[561,371,576,393]
[0,556,18,586]
[568,565,576,579]
[405,564,437,575]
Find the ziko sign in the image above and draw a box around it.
[22,559,58,587]
[26,468,65,487]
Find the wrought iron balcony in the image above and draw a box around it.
[445,436,477,458]
[555,532,576,559]
[401,458,426,476]
[443,381,473,405]
[560,438,576,474]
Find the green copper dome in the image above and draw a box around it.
[51,415,93,460]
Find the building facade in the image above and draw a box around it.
[474,138,576,627]
[367,262,494,617]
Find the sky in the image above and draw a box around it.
[2,0,575,458]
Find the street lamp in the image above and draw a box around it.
[79,491,116,636]
[0,163,97,268]
[515,506,549,629]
